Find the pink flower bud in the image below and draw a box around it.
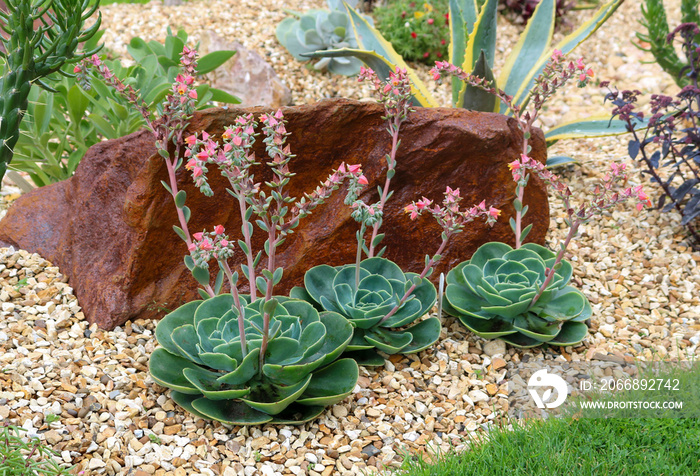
[185,134,197,146]
[193,232,204,241]
[73,65,82,74]
[220,240,229,247]
[200,240,214,251]
[488,207,500,219]
[188,243,196,252]
[192,166,203,178]
[202,131,210,141]
[358,175,369,185]
[188,89,198,99]
[348,164,362,173]
[214,224,225,235]
[233,135,243,147]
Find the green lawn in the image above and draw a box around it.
[394,362,700,476]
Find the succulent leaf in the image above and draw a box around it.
[445,242,591,347]
[150,296,356,425]
[297,258,439,363]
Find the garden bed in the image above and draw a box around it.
[0,0,699,475]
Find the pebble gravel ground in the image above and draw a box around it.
[1,0,699,475]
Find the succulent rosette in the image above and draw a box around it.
[149,295,358,425]
[291,258,440,365]
[444,242,591,348]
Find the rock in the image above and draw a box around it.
[491,357,507,370]
[361,444,381,457]
[201,31,292,109]
[482,339,507,357]
[0,99,549,329]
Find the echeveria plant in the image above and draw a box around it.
[88,46,365,424]
[150,296,357,424]
[434,52,651,347]
[293,68,500,364]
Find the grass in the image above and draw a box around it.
[394,417,700,476]
[393,361,700,476]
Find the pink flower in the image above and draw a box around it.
[185,134,197,146]
[552,49,564,60]
[192,166,203,178]
[416,197,432,209]
[488,207,501,219]
[188,243,196,252]
[196,150,209,161]
[73,65,82,74]
[405,204,419,220]
[508,160,521,171]
[220,239,229,247]
[214,224,225,235]
[427,18,434,24]
[199,240,214,251]
[576,58,585,70]
[193,232,204,241]
[358,175,369,185]
[232,135,243,146]
[188,89,198,99]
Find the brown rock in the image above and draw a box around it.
[201,31,292,108]
[0,99,549,329]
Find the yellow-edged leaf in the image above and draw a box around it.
[302,48,437,107]
[511,0,623,109]
[342,2,438,106]
[497,0,555,113]
[458,0,498,107]
[544,116,641,143]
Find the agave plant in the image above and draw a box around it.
[276,0,364,75]
[443,242,591,348]
[291,258,440,365]
[304,0,629,153]
[150,295,359,425]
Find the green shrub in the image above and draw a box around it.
[373,0,450,65]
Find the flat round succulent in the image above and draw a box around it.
[149,295,358,425]
[292,257,440,365]
[444,242,591,348]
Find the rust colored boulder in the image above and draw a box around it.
[0,99,549,329]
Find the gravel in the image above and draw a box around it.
[1,0,699,474]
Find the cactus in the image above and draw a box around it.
[636,0,700,87]
[0,0,101,188]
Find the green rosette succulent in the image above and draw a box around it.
[444,242,591,348]
[149,295,358,425]
[291,257,440,365]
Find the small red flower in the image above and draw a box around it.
[427,18,434,24]
[441,39,446,45]
[423,52,430,58]
[411,32,417,39]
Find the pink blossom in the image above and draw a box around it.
[576,58,585,70]
[185,134,197,146]
[232,135,243,146]
[214,224,225,235]
[220,239,229,246]
[358,175,369,185]
[199,240,214,251]
[348,164,362,173]
[188,89,197,99]
[73,65,82,74]
[192,166,203,178]
[416,197,432,209]
[188,243,196,252]
[193,232,204,241]
[488,207,501,219]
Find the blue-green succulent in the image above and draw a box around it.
[275,0,364,75]
[292,257,440,365]
[150,295,358,425]
[444,242,591,348]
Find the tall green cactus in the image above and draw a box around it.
[636,0,700,87]
[0,0,101,189]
